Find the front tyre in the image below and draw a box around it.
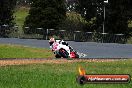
[59,49,69,58]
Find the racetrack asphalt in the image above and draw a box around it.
[0,38,132,58]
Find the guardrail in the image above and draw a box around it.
[0,25,130,44]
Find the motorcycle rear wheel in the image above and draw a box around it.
[59,49,69,58]
[55,54,61,58]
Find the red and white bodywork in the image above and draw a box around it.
[51,41,77,58]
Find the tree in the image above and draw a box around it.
[77,0,103,32]
[24,0,66,34]
[16,0,31,7]
[0,0,16,37]
[57,12,89,32]
[105,0,132,35]
[77,0,132,35]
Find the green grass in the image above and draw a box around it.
[0,44,54,58]
[0,59,132,88]
[14,7,29,34]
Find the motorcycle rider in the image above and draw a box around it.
[49,35,74,55]
[49,35,79,58]
[58,39,74,52]
[49,35,55,49]
[49,35,74,52]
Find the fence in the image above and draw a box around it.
[43,29,128,43]
[0,25,130,44]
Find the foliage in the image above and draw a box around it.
[0,0,16,37]
[24,0,66,34]
[14,7,29,34]
[57,12,89,32]
[16,0,31,7]
[77,0,132,36]
[76,0,103,32]
[105,0,132,35]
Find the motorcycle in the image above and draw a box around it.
[51,42,79,58]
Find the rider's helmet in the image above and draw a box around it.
[49,36,55,46]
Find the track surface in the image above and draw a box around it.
[0,38,132,58]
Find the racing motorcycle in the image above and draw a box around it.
[51,41,79,58]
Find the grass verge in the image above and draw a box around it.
[0,59,132,88]
[14,7,29,34]
[0,44,54,58]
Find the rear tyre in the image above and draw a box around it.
[55,54,61,58]
[59,49,69,58]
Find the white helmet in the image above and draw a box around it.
[49,38,55,46]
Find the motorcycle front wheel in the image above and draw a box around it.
[59,49,69,58]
